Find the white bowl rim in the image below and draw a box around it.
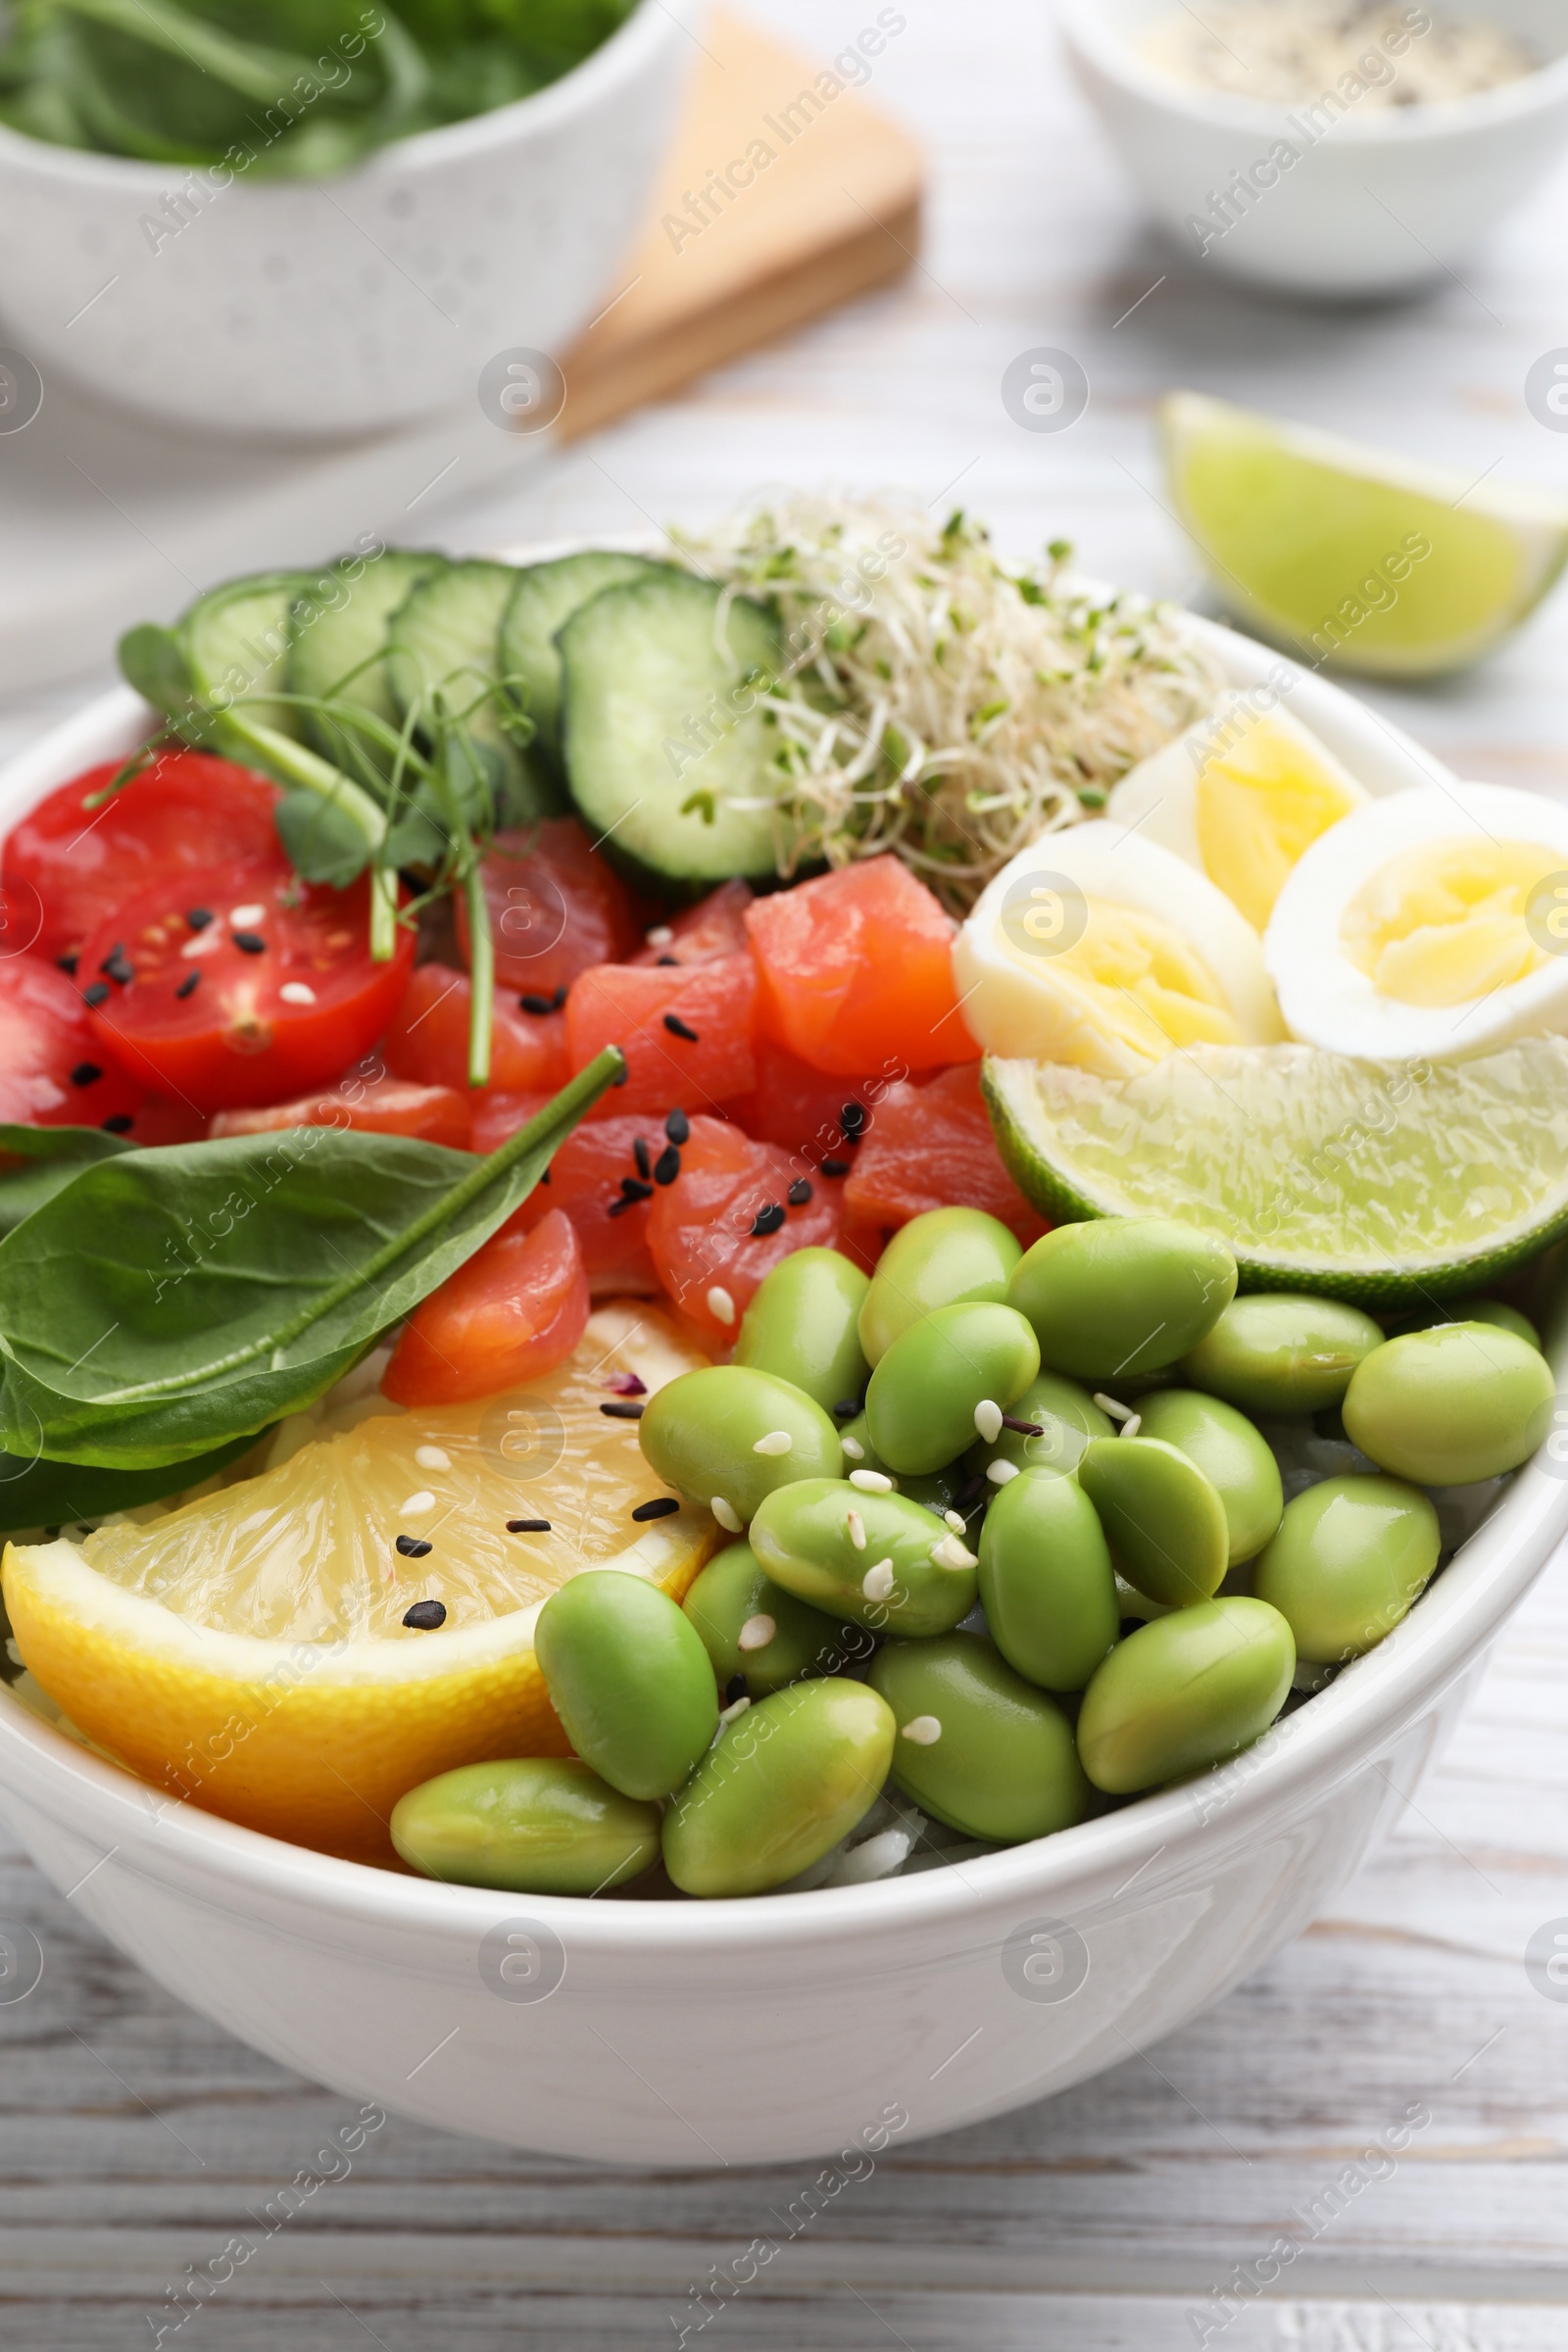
[0,0,687,193]
[1,596,1565,1960]
[1055,0,1568,143]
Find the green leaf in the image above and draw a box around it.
[273,788,371,887]
[117,623,216,747]
[0,1050,623,1470]
[0,1428,265,1541]
[0,1124,137,1242]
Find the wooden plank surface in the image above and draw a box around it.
[4,1,1568,2343]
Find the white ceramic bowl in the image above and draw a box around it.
[0,0,700,438]
[1058,0,1568,297]
[0,619,1561,2168]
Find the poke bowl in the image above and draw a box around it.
[0,502,1563,2167]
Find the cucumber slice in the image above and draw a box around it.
[387,559,562,824]
[287,548,446,768]
[178,571,315,739]
[560,572,787,889]
[499,551,670,759]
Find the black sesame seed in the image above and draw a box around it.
[102,1114,134,1135]
[606,1196,636,1218]
[601,1398,646,1420]
[55,953,78,976]
[620,1176,654,1202]
[395,1533,433,1559]
[631,1496,680,1522]
[552,987,567,1010]
[185,907,214,931]
[231,930,267,956]
[750,1202,786,1238]
[70,1061,102,1088]
[820,1156,851,1178]
[653,1145,680,1186]
[100,949,133,985]
[724,1674,748,1705]
[1001,1415,1045,1437]
[508,1517,552,1534]
[633,1136,652,1180]
[955,1475,989,1515]
[787,1177,812,1206]
[539,1166,551,1184]
[175,970,200,1000]
[832,1398,861,1421]
[519,992,556,1016]
[839,1101,867,1139]
[403,1599,447,1631]
[663,1013,700,1043]
[611,1060,629,1086]
[657,955,678,966]
[83,981,110,1008]
[664,1108,690,1145]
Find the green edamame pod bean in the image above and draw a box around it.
[869,1635,1089,1843]
[1007,1218,1237,1382]
[683,1539,866,1698]
[640,1364,843,1529]
[1077,1435,1229,1609]
[964,1370,1113,1484]
[734,1249,871,1412]
[839,1414,963,1516]
[1133,1390,1284,1567]
[390,1758,660,1895]
[1343,1322,1554,1486]
[864,1300,1040,1476]
[1252,1475,1441,1663]
[1076,1596,1296,1793]
[535,1571,718,1800]
[1182,1294,1383,1416]
[751,1478,979,1637]
[978,1467,1119,1691]
[1400,1297,1542,1351]
[858,1206,1022,1366]
[662,1678,896,1897]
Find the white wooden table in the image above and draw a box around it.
[4,5,1568,2344]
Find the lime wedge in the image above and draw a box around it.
[1162,391,1568,679]
[984,1040,1568,1305]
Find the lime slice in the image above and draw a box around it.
[1162,391,1568,680]
[983,1040,1568,1305]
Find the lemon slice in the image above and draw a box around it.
[2,1305,716,1861]
[984,1040,1568,1304]
[1162,391,1568,679]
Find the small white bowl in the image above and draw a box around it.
[1058,0,1568,298]
[3,610,1559,2165]
[0,0,701,438]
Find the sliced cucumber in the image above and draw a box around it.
[560,572,787,889]
[178,571,315,738]
[387,559,562,825]
[499,551,670,759]
[287,548,446,768]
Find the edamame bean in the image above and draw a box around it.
[1077,1435,1229,1609]
[1252,1476,1441,1663]
[1076,1596,1296,1793]
[1007,1218,1237,1382]
[1181,1294,1383,1416]
[858,1206,1022,1366]
[535,1571,718,1800]
[863,1301,1040,1476]
[964,1370,1113,1483]
[1343,1322,1555,1486]
[683,1539,865,1698]
[869,1635,1089,1843]
[838,1413,963,1516]
[640,1365,843,1529]
[1133,1390,1284,1567]
[390,1758,660,1895]
[751,1479,979,1637]
[1412,1298,1542,1351]
[662,1678,896,1897]
[977,1467,1119,1691]
[734,1248,871,1411]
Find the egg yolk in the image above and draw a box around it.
[1194,715,1360,931]
[1340,836,1560,1006]
[1003,893,1241,1067]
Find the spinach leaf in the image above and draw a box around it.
[0,1428,265,1540]
[0,1049,622,1470]
[273,788,372,887]
[0,1125,137,1242]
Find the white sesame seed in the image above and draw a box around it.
[841,1437,865,1461]
[931,1535,977,1570]
[737,1613,776,1652]
[415,1446,451,1473]
[861,1558,897,1603]
[179,928,223,960]
[228,903,266,926]
[943,1509,968,1534]
[646,924,674,948]
[846,1508,866,1551]
[397,1490,436,1516]
[1120,1413,1143,1441]
[1094,1392,1136,1424]
[707,1286,736,1327]
[753,1430,793,1456]
[986,1459,1020,1486]
[710,1495,742,1534]
[279,981,318,1006]
[901,1714,943,1746]
[849,1468,894,1493]
[973,1398,1004,1445]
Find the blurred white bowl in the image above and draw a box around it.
[0,0,700,438]
[1058,0,1568,297]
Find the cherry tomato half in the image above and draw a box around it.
[0,954,146,1130]
[79,858,415,1115]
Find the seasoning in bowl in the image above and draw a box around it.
[1140,1,1539,109]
